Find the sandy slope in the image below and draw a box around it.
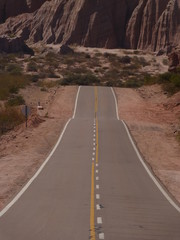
[0,86,77,210]
[115,86,180,203]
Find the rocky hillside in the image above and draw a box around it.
[0,0,179,52]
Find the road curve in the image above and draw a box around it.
[0,86,180,240]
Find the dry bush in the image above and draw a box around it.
[0,106,25,135]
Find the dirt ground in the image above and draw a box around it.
[115,85,180,203]
[0,86,77,210]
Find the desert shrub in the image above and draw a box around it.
[0,106,25,134]
[124,79,144,88]
[6,63,22,75]
[85,54,91,59]
[143,74,157,85]
[105,80,123,87]
[119,56,131,64]
[61,73,100,86]
[27,61,38,72]
[122,64,139,72]
[0,54,16,72]
[162,59,168,66]
[27,74,39,82]
[6,95,25,106]
[133,50,141,54]
[143,72,180,95]
[0,73,29,100]
[176,67,180,74]
[161,73,180,94]
[132,56,149,67]
[45,52,59,67]
[101,69,120,82]
[47,68,59,78]
[71,67,92,75]
[38,80,59,88]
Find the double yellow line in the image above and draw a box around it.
[90,87,99,240]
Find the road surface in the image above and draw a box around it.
[0,86,180,240]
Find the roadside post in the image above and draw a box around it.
[21,105,30,128]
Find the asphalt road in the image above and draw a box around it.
[0,86,180,240]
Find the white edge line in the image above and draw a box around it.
[0,86,81,217]
[121,120,180,213]
[72,86,81,119]
[0,119,72,217]
[111,87,119,120]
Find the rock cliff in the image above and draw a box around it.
[0,0,179,52]
[126,0,180,52]
[0,36,34,54]
[0,0,49,23]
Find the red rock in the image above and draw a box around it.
[0,0,50,23]
[0,0,179,52]
[126,0,180,52]
[0,36,34,54]
[168,51,180,72]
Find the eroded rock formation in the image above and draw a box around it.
[0,0,49,23]
[0,36,34,54]
[168,51,180,72]
[126,0,180,51]
[0,0,179,52]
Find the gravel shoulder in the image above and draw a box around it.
[0,86,77,210]
[115,86,180,203]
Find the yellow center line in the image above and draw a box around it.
[90,87,99,240]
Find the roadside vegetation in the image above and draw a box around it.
[0,106,25,135]
[144,72,180,95]
[0,46,179,136]
[0,54,28,135]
